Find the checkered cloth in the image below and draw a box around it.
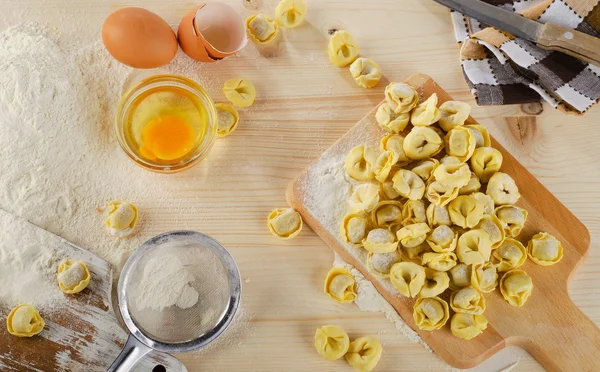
[450,0,600,114]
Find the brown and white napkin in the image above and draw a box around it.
[450,0,600,114]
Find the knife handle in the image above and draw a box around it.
[537,23,600,67]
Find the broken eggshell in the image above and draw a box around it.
[178,3,247,63]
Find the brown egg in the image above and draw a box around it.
[102,7,178,69]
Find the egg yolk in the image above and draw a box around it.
[139,116,195,161]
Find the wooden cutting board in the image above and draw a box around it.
[0,209,186,371]
[287,74,600,371]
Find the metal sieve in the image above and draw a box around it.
[108,231,241,371]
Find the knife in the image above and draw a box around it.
[434,0,600,67]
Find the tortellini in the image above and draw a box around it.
[402,242,431,264]
[445,126,476,162]
[363,228,398,253]
[246,14,279,44]
[373,151,398,182]
[324,267,357,303]
[410,93,441,127]
[470,147,503,183]
[433,163,471,188]
[384,82,418,114]
[471,262,498,293]
[376,103,410,133]
[274,0,307,28]
[422,251,457,271]
[486,172,520,206]
[411,158,439,182]
[6,304,45,337]
[381,178,401,200]
[464,124,491,148]
[380,134,409,163]
[448,195,484,229]
[341,213,369,245]
[440,155,462,165]
[500,269,533,307]
[328,30,359,67]
[425,181,459,206]
[268,208,303,239]
[57,260,92,294]
[345,145,378,181]
[527,232,563,266]
[223,78,256,107]
[438,101,471,131]
[215,103,240,137]
[372,201,403,228]
[396,223,430,248]
[475,214,505,249]
[458,172,481,195]
[344,336,383,372]
[392,169,425,200]
[314,325,350,361]
[403,127,443,160]
[367,251,401,278]
[413,296,450,331]
[350,58,382,88]
[419,268,450,298]
[348,183,380,214]
[402,200,427,225]
[471,192,495,215]
[389,262,426,297]
[492,238,527,272]
[104,200,138,238]
[456,229,492,265]
[449,263,472,290]
[426,204,451,227]
[426,225,457,253]
[495,205,528,237]
[450,287,486,314]
[451,313,488,340]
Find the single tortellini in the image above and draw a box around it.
[464,124,491,148]
[471,192,495,215]
[328,30,359,67]
[374,151,398,182]
[376,103,410,133]
[487,172,520,206]
[324,267,357,303]
[380,134,410,163]
[215,103,240,137]
[439,155,462,165]
[419,268,450,298]
[57,260,92,294]
[223,78,256,107]
[344,336,383,372]
[445,126,476,162]
[433,163,471,188]
[470,147,502,183]
[500,269,533,307]
[449,263,472,290]
[411,158,439,182]
[402,242,431,264]
[492,238,527,272]
[451,313,488,340]
[384,82,419,114]
[396,223,430,248]
[471,262,498,293]
[367,251,401,278]
[495,205,528,237]
[349,183,380,214]
[438,101,471,132]
[392,169,425,200]
[341,213,369,245]
[6,304,45,337]
[350,58,382,88]
[381,178,401,200]
[389,262,426,297]
[458,173,481,195]
[314,325,350,361]
[527,232,564,266]
[426,181,459,207]
[402,200,427,225]
[403,127,443,160]
[268,208,303,239]
[246,14,279,44]
[448,195,484,228]
[427,225,458,253]
[426,204,452,227]
[372,201,403,228]
[345,145,378,181]
[422,251,457,272]
[410,94,441,127]
[413,296,450,331]
[450,287,486,314]
[363,228,398,253]
[274,0,307,28]
[456,229,492,265]
[104,200,138,238]
[475,214,505,249]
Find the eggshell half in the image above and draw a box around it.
[178,5,217,63]
[102,7,178,69]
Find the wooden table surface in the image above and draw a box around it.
[2,0,599,371]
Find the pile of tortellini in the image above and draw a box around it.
[339,83,564,340]
[314,325,382,372]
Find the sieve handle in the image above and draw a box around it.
[107,333,152,372]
